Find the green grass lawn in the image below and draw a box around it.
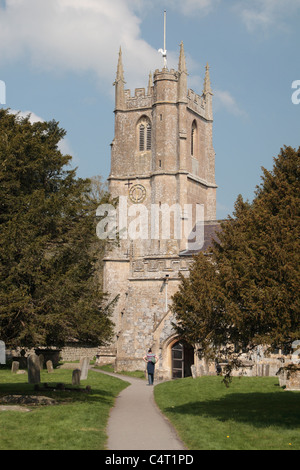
[2,368,299,451]
[154,376,300,450]
[0,368,129,450]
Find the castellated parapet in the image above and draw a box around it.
[122,69,211,122]
[124,88,153,110]
[187,89,207,119]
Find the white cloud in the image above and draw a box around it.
[9,108,74,157]
[0,0,222,92]
[235,0,300,32]
[57,136,75,157]
[213,89,247,117]
[0,0,161,91]
[9,109,44,123]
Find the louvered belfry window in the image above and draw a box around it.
[139,124,145,151]
[138,118,151,152]
[146,123,151,150]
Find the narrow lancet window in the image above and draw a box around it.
[139,124,145,151]
[191,121,197,156]
[137,117,151,152]
[146,123,151,150]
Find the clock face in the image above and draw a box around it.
[129,184,146,203]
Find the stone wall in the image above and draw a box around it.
[6,344,100,364]
[60,345,100,362]
[194,351,296,380]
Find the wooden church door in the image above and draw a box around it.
[172,341,184,379]
[172,340,194,379]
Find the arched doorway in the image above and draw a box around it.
[171,340,194,379]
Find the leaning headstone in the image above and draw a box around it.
[72,369,81,386]
[11,361,19,374]
[46,360,53,374]
[80,357,90,380]
[27,353,41,384]
[0,341,5,364]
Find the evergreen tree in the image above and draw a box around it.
[172,146,300,367]
[0,109,114,347]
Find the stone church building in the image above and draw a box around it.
[96,42,221,380]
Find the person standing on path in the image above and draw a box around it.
[143,348,158,385]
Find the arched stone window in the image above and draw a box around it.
[137,117,151,152]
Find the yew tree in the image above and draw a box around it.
[0,109,114,348]
[172,146,300,366]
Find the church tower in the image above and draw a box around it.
[99,41,218,379]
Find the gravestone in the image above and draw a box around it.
[72,369,81,385]
[79,357,90,380]
[291,340,300,364]
[286,365,300,390]
[190,365,196,378]
[38,354,44,370]
[17,349,27,369]
[27,353,41,384]
[46,360,53,373]
[35,348,61,367]
[11,361,19,374]
[0,341,5,364]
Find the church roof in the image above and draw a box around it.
[179,220,223,256]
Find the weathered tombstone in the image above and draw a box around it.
[11,361,19,374]
[0,341,5,364]
[80,357,90,380]
[286,365,300,390]
[72,369,81,386]
[277,364,300,390]
[190,364,197,378]
[278,367,287,387]
[38,354,44,370]
[27,353,41,384]
[46,360,53,374]
[35,348,61,367]
[291,340,300,364]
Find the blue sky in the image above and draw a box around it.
[0,0,299,219]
